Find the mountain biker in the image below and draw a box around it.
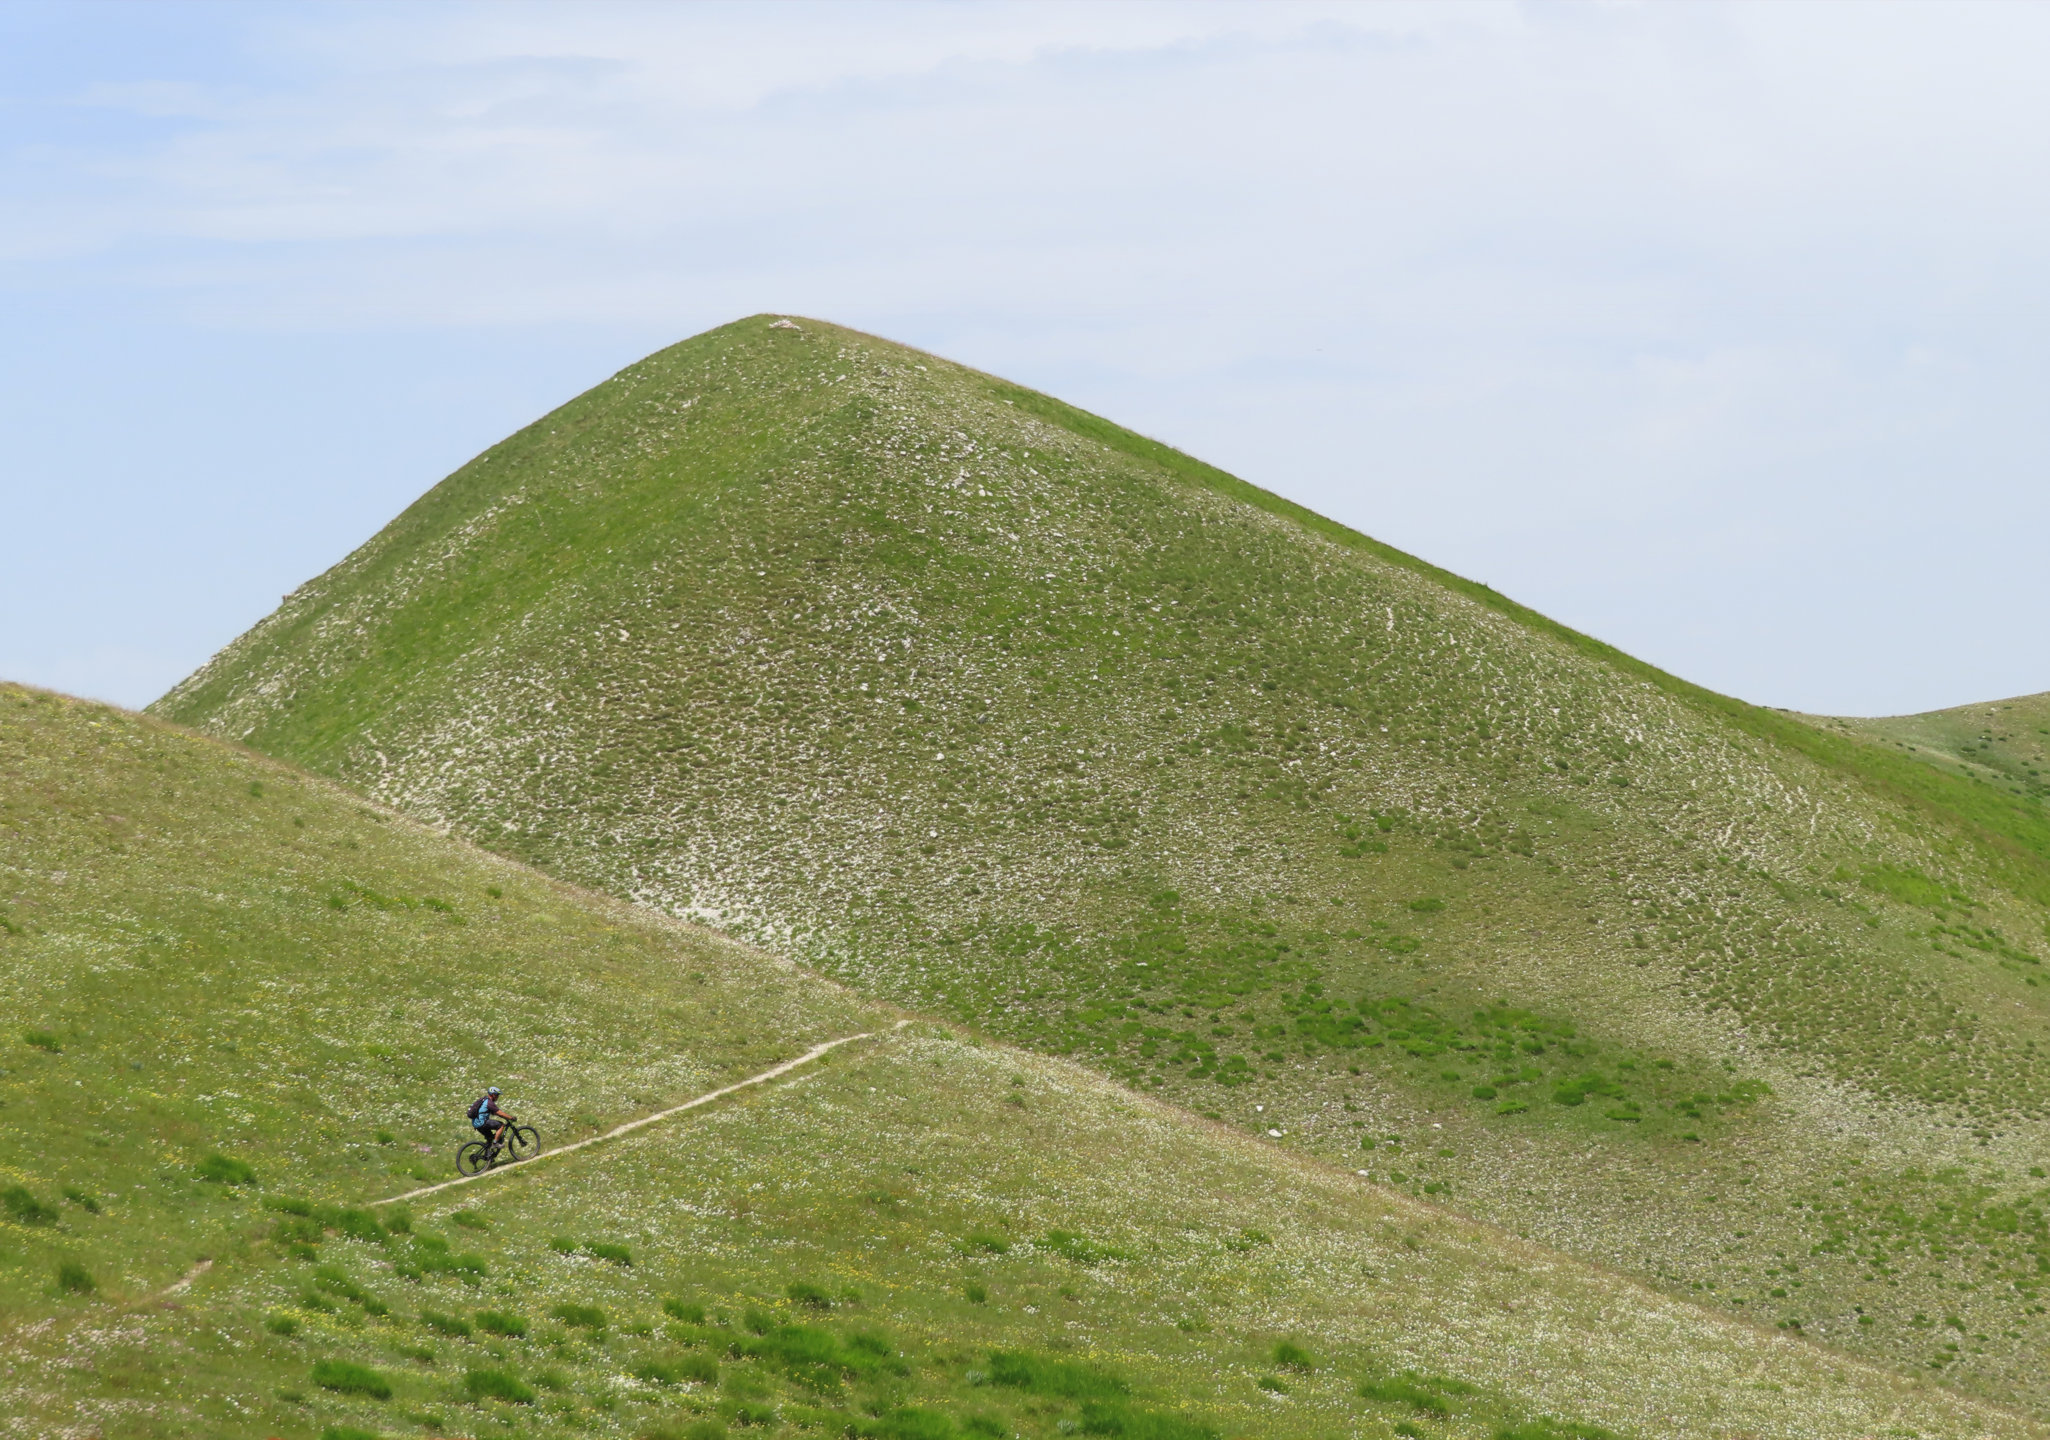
[467,1087,514,1150]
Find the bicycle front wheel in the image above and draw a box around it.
[506,1125,540,1161]
[456,1141,492,1176]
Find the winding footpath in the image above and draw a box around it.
[371,1025,898,1208]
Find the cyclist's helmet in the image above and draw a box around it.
[486,1087,501,1097]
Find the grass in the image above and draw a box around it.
[0,685,2030,1436]
[144,317,2050,1412]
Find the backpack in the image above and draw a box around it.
[467,1095,490,1122]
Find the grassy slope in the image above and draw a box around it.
[10,686,2029,1440]
[1802,692,2050,814]
[152,318,2050,1412]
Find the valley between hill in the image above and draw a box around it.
[153,316,2050,1416]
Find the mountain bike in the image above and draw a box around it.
[457,1118,540,1176]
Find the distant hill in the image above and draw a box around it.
[8,683,2016,1438]
[1803,690,2050,807]
[156,316,2050,1413]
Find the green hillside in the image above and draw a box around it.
[155,317,2050,1413]
[1802,691,2050,808]
[12,684,2024,1440]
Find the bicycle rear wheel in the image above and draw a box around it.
[456,1141,492,1176]
[506,1124,540,1161]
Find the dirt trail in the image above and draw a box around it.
[372,1025,898,1208]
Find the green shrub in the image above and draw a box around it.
[988,1350,1129,1399]
[422,1310,473,1337]
[1271,1339,1316,1371]
[61,1186,99,1213]
[786,1281,831,1307]
[23,1030,60,1052]
[1360,1373,1450,1413]
[964,1281,988,1304]
[957,1231,1011,1254]
[1255,1375,1287,1393]
[734,1323,906,1388]
[549,1302,606,1330]
[1471,1084,1498,1100]
[311,1359,392,1399]
[3,1186,57,1225]
[552,1236,632,1265]
[56,1260,95,1294]
[266,1314,299,1336]
[662,1297,707,1323]
[450,1210,488,1230]
[196,1153,258,1185]
[476,1310,527,1337]
[1040,1229,1126,1265]
[322,1428,380,1440]
[725,1401,778,1428]
[465,1367,535,1403]
[744,1306,774,1335]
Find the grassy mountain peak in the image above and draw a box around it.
[157,316,2050,1413]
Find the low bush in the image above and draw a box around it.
[61,1186,99,1213]
[23,1029,60,1052]
[266,1314,299,1336]
[988,1350,1129,1400]
[3,1186,57,1225]
[450,1210,489,1230]
[662,1297,706,1323]
[1039,1230,1127,1265]
[552,1236,632,1265]
[421,1310,473,1337]
[963,1281,988,1304]
[196,1153,258,1185]
[787,1281,832,1307]
[1359,1370,1476,1413]
[465,1367,535,1404]
[956,1231,1010,1254]
[476,1310,527,1337]
[56,1260,95,1294]
[311,1359,392,1399]
[1271,1339,1316,1371]
[321,1428,380,1440]
[733,1323,905,1388]
[549,1302,606,1330]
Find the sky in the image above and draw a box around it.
[4,0,2047,718]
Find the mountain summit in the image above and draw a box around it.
[159,316,2050,1409]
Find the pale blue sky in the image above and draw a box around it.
[5,0,2047,716]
